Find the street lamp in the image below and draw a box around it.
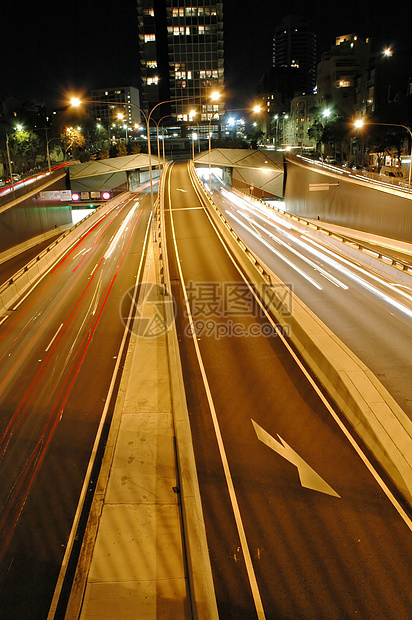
[208,104,262,191]
[354,118,412,189]
[71,91,222,240]
[153,115,171,172]
[208,112,220,191]
[117,113,129,142]
[5,134,15,196]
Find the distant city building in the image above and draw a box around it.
[137,1,170,114]
[290,94,317,147]
[360,49,412,117]
[273,15,317,96]
[316,34,371,117]
[166,0,224,120]
[90,87,141,129]
[137,0,224,122]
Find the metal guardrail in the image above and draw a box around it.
[296,154,412,193]
[233,184,412,276]
[0,194,129,295]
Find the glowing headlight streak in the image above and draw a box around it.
[104,204,139,260]
[226,212,323,290]
[304,236,412,306]
[295,236,412,320]
[220,188,293,230]
[227,189,412,313]
[221,188,412,318]
[236,211,348,290]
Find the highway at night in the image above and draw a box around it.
[211,183,412,419]
[0,192,151,618]
[164,162,412,619]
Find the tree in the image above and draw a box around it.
[308,120,324,148]
[116,142,128,157]
[8,130,40,173]
[61,127,85,159]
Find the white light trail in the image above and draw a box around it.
[222,188,412,320]
[104,204,139,260]
[227,211,323,290]
[234,210,348,289]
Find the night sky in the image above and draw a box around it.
[1,0,411,108]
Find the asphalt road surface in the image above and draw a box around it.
[212,184,412,419]
[164,162,412,619]
[0,192,151,619]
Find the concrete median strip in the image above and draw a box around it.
[190,163,412,507]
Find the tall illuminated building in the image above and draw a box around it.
[137,0,224,121]
[273,15,317,96]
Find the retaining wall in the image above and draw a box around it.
[285,154,412,244]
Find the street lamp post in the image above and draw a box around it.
[208,105,262,191]
[153,115,171,173]
[208,112,219,192]
[145,92,221,238]
[5,135,15,196]
[71,91,222,240]
[354,119,412,190]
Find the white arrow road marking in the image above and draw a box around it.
[252,419,340,498]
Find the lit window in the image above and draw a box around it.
[146,60,157,68]
[199,25,205,35]
[147,76,159,85]
[143,7,154,16]
[144,34,155,42]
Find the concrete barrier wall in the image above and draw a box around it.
[285,154,412,244]
[0,194,128,314]
[189,162,412,506]
[0,172,72,253]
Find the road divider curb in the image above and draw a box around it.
[158,162,219,619]
[189,162,412,507]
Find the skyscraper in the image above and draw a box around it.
[273,15,317,96]
[137,0,224,121]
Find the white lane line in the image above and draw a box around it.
[47,208,153,619]
[168,172,266,620]
[203,205,412,531]
[45,323,64,352]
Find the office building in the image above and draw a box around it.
[273,15,317,96]
[91,86,141,128]
[166,1,224,120]
[137,0,224,121]
[317,34,371,117]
